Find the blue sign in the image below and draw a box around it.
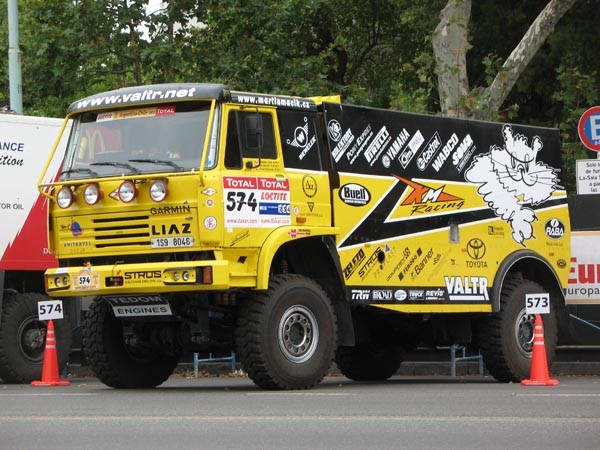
[578,106,600,152]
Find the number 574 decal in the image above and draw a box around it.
[223,176,291,228]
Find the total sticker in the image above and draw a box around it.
[204,216,217,230]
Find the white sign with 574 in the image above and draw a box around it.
[37,300,64,320]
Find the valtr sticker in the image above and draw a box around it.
[223,176,291,228]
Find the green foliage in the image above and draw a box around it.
[552,64,599,193]
[0,0,596,156]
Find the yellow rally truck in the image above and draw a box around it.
[38,84,570,389]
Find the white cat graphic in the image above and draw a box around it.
[464,124,558,245]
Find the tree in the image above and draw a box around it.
[432,0,578,119]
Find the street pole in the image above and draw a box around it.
[7,0,23,114]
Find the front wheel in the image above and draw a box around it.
[476,278,558,382]
[83,299,178,388]
[0,292,72,383]
[235,274,337,390]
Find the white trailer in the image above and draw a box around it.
[0,114,74,383]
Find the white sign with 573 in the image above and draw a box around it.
[525,293,550,315]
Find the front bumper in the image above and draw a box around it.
[44,259,251,297]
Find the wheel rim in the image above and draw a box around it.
[278,305,319,363]
[17,319,46,363]
[514,307,535,358]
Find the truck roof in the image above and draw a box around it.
[68,83,318,114]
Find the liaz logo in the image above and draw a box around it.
[396,176,464,215]
[151,223,191,236]
[545,218,565,240]
[339,183,371,206]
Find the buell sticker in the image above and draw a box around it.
[339,183,371,206]
[223,176,291,228]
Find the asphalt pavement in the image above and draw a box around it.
[1,375,599,450]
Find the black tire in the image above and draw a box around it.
[336,343,404,381]
[235,274,337,390]
[0,292,72,383]
[83,298,178,388]
[476,278,558,382]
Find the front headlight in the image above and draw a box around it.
[84,183,102,205]
[149,179,168,202]
[56,186,74,209]
[118,180,137,203]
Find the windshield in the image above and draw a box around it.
[60,101,213,180]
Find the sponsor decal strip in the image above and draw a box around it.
[338,176,567,248]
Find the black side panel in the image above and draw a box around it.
[568,194,600,231]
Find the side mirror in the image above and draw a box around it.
[244,113,263,169]
[245,114,263,150]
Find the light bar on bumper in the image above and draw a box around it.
[43,260,228,296]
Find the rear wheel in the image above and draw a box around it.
[476,278,558,382]
[336,342,404,381]
[235,274,337,390]
[0,292,72,383]
[83,299,178,388]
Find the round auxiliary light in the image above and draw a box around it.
[84,183,102,205]
[56,186,74,209]
[118,180,137,203]
[149,179,168,202]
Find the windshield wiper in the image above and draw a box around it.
[90,161,140,174]
[129,159,185,171]
[60,168,99,177]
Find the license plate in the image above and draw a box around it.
[151,236,195,249]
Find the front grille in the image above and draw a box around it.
[92,214,151,248]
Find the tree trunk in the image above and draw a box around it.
[432,0,471,118]
[433,0,578,120]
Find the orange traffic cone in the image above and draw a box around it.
[31,320,71,387]
[521,314,559,386]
